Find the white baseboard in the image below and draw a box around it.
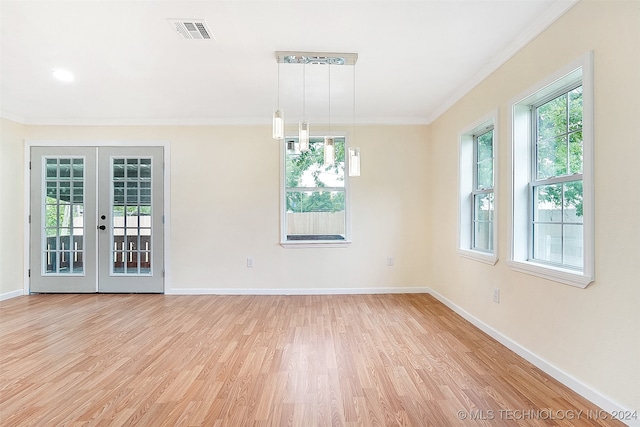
[0,289,24,301]
[165,286,430,296]
[426,288,638,427]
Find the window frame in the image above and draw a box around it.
[507,51,594,287]
[458,110,498,265]
[280,133,352,248]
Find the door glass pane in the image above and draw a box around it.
[112,157,152,275]
[42,157,84,274]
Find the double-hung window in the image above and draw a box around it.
[458,111,498,264]
[531,84,583,268]
[472,128,495,253]
[509,52,594,287]
[281,136,349,246]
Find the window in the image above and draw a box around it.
[473,128,495,253]
[509,52,594,287]
[531,85,583,268]
[459,111,498,264]
[281,136,350,246]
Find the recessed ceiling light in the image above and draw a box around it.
[52,69,74,82]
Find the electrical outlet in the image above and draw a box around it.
[387,256,394,266]
[247,257,254,268]
[493,288,500,303]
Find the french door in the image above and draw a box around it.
[30,146,164,293]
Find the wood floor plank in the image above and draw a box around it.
[0,293,627,426]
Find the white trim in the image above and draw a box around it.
[458,109,499,264]
[280,241,352,249]
[507,51,594,288]
[0,113,432,127]
[24,140,172,294]
[165,286,430,296]
[457,249,498,266]
[0,289,25,301]
[426,288,639,427]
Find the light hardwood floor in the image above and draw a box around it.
[0,293,625,426]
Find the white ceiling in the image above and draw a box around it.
[0,0,576,126]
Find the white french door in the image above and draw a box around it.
[30,146,164,293]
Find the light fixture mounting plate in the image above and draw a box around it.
[275,51,358,66]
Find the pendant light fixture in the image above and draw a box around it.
[272,62,284,140]
[298,64,310,152]
[274,51,359,172]
[324,63,335,166]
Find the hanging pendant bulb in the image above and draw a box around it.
[349,147,360,176]
[324,136,335,166]
[273,109,284,140]
[299,120,309,151]
[272,62,284,140]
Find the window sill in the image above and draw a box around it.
[507,259,594,288]
[280,240,352,249]
[458,249,498,265]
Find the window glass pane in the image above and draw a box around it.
[534,184,562,222]
[568,131,583,175]
[536,136,567,180]
[473,193,494,252]
[563,181,583,223]
[533,223,562,264]
[563,224,583,268]
[537,93,567,140]
[476,130,493,161]
[285,191,345,239]
[476,159,493,190]
[286,138,345,189]
[568,86,583,131]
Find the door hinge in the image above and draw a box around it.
[29,161,32,170]
[28,215,31,224]
[162,215,165,224]
[162,269,165,277]
[28,269,31,277]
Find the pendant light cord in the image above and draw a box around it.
[328,64,331,135]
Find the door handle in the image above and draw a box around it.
[97,225,106,230]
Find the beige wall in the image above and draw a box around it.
[0,119,26,296]
[426,0,639,411]
[9,124,429,293]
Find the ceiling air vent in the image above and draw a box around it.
[167,19,214,40]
